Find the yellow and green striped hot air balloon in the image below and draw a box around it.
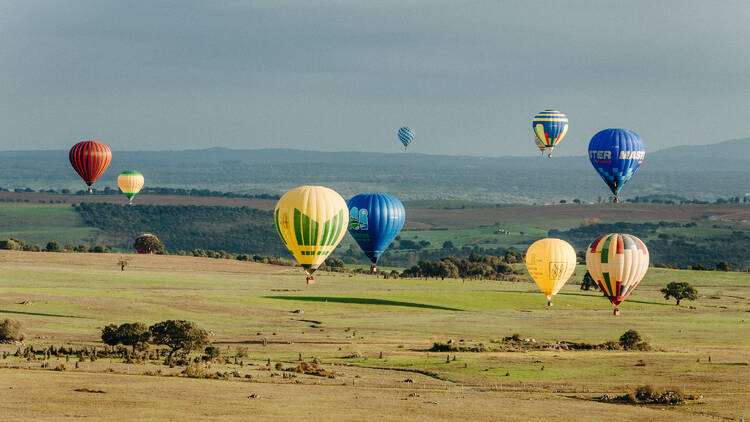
[274,186,348,284]
[117,170,144,204]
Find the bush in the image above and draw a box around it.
[0,239,21,250]
[0,319,23,341]
[91,245,110,253]
[203,346,221,361]
[45,241,62,252]
[619,329,650,350]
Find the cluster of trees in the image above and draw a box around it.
[0,238,110,253]
[184,248,295,266]
[102,320,210,363]
[400,254,520,280]
[75,203,286,256]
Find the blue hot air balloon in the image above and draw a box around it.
[588,128,645,203]
[532,110,568,157]
[347,193,405,271]
[397,127,414,150]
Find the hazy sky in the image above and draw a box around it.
[1,1,749,156]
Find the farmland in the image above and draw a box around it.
[1,250,749,420]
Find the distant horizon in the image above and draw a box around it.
[0,136,747,158]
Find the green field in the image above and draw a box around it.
[0,251,748,420]
[0,204,99,246]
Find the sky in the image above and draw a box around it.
[1,0,749,156]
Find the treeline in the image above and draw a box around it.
[0,238,110,253]
[75,203,287,256]
[550,221,750,270]
[400,254,523,281]
[0,186,279,199]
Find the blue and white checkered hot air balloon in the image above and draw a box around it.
[532,110,568,157]
[397,127,414,150]
[588,128,645,203]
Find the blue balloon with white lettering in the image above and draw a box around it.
[588,129,645,203]
[347,193,405,268]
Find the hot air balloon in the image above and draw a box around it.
[588,128,645,203]
[585,233,649,315]
[274,186,348,284]
[117,171,144,204]
[533,137,547,155]
[397,127,414,150]
[69,141,112,193]
[524,238,576,306]
[347,193,405,272]
[532,110,568,158]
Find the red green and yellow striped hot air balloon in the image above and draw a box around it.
[117,171,144,204]
[274,186,348,284]
[69,140,112,193]
[585,233,649,316]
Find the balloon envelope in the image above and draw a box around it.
[274,186,348,276]
[397,127,414,149]
[588,129,645,200]
[69,141,112,191]
[347,193,405,265]
[525,238,576,304]
[532,110,568,153]
[585,233,649,311]
[117,171,144,203]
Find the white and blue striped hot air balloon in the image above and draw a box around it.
[397,127,414,150]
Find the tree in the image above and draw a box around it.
[92,245,110,253]
[619,329,643,349]
[45,241,62,252]
[715,261,732,272]
[442,241,455,249]
[0,319,23,341]
[134,233,166,254]
[149,320,210,363]
[117,322,151,352]
[660,282,698,306]
[101,324,119,346]
[580,271,599,291]
[203,346,221,361]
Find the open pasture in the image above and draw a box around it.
[0,251,748,420]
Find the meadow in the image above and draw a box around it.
[0,250,748,420]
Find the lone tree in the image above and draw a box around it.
[100,322,151,352]
[619,329,643,350]
[661,282,698,306]
[149,320,210,363]
[580,271,599,291]
[0,319,23,341]
[134,233,166,255]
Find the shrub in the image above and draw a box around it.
[619,330,650,350]
[0,319,23,341]
[203,346,221,361]
[45,241,62,252]
[91,245,110,253]
[0,239,21,250]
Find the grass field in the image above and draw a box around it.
[1,251,748,420]
[0,204,99,246]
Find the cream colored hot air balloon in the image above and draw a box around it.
[585,233,649,315]
[117,171,144,204]
[274,186,348,284]
[525,238,576,306]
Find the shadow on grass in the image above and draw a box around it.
[0,309,85,318]
[556,292,672,307]
[264,296,463,311]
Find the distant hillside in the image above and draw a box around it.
[1,138,748,203]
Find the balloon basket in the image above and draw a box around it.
[613,308,620,316]
[87,187,93,194]
[547,299,553,307]
[613,197,620,204]
[370,265,377,273]
[306,275,315,285]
